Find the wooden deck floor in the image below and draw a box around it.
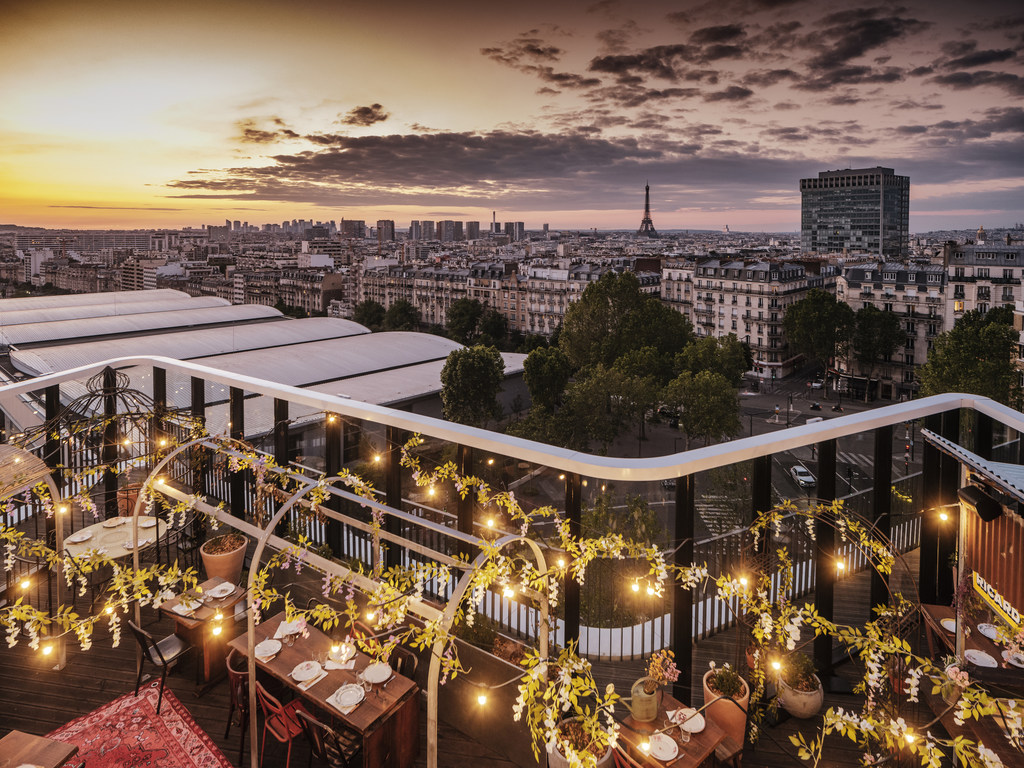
[0,544,935,768]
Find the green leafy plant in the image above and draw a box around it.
[707,661,745,699]
[782,652,818,693]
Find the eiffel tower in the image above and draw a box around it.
[637,182,659,238]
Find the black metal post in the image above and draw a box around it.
[936,409,960,604]
[325,414,343,557]
[152,366,166,459]
[101,369,118,518]
[919,414,942,604]
[273,399,289,537]
[228,387,246,519]
[976,413,993,460]
[457,445,474,561]
[751,454,771,549]
[563,472,581,648]
[815,439,837,678]
[190,376,208,497]
[672,474,695,705]
[870,425,892,607]
[385,425,404,570]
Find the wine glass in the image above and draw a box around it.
[359,671,372,694]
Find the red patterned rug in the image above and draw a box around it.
[47,681,233,768]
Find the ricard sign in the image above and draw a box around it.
[973,571,1022,630]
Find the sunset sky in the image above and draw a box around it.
[2,0,1022,232]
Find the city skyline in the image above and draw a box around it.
[2,0,1022,232]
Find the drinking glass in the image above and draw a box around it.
[360,671,372,693]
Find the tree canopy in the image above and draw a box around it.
[662,369,741,449]
[918,309,1023,407]
[440,345,506,427]
[446,298,484,344]
[675,334,753,385]
[558,271,693,372]
[783,288,855,369]
[382,299,420,331]
[353,300,385,331]
[523,347,572,413]
[851,306,907,401]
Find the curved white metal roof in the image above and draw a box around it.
[192,332,464,388]
[0,289,189,312]
[9,317,369,377]
[0,295,228,327]
[0,304,283,348]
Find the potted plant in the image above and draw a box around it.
[514,641,617,768]
[777,652,823,718]
[702,662,749,747]
[200,532,248,584]
[629,649,680,723]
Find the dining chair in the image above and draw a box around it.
[127,620,190,714]
[255,680,310,768]
[295,709,362,768]
[391,645,418,680]
[225,649,250,764]
[351,619,373,640]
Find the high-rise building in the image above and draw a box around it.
[504,222,525,242]
[466,221,480,240]
[409,221,422,240]
[377,220,396,241]
[421,220,436,240]
[800,166,909,258]
[436,220,462,242]
[340,220,366,239]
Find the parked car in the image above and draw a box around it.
[790,464,816,488]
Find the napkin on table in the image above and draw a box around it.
[325,658,355,670]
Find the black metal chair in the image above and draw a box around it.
[391,645,418,680]
[127,619,190,714]
[225,648,250,764]
[295,709,363,768]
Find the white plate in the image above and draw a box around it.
[331,684,365,709]
[139,518,158,529]
[102,517,125,528]
[274,619,302,638]
[330,643,356,663]
[675,708,705,733]
[291,661,323,682]
[172,602,199,616]
[977,623,999,641]
[1002,650,1024,669]
[940,617,956,633]
[649,733,678,762]
[965,649,998,668]
[363,661,391,683]
[207,582,235,599]
[255,639,281,657]
[66,531,92,543]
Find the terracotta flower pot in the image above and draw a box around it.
[628,677,661,723]
[779,675,823,719]
[702,669,749,748]
[200,533,248,584]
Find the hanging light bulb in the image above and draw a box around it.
[646,584,655,596]
[631,581,640,593]
[477,691,488,705]
[374,454,381,463]
[557,557,566,569]
[503,585,514,599]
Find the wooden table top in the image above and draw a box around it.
[0,729,78,768]
[617,692,726,768]
[160,576,245,630]
[63,516,167,560]
[229,611,417,735]
[921,604,1020,668]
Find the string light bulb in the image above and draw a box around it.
[771,660,781,671]
[328,415,337,423]
[631,581,640,593]
[557,557,566,569]
[58,505,67,514]
[739,576,748,587]
[477,692,488,705]
[487,458,494,466]
[366,611,375,622]
[105,605,114,615]
[904,732,916,744]
[427,487,435,497]
[640,740,651,754]
[646,584,655,596]
[212,623,223,636]
[487,518,495,528]
[836,560,845,572]
[122,438,131,446]
[374,454,381,463]
[939,512,949,522]
[558,474,565,480]
[503,585,514,599]
[20,578,30,590]
[159,438,167,447]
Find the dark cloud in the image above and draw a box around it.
[703,85,754,101]
[796,65,904,91]
[807,9,930,70]
[908,66,934,76]
[597,20,644,52]
[931,69,1024,95]
[586,85,702,108]
[340,104,390,127]
[890,98,943,110]
[588,45,698,81]
[481,37,564,67]
[50,205,188,211]
[825,93,862,105]
[763,126,809,141]
[944,49,1017,69]
[235,118,300,143]
[741,68,800,87]
[690,24,746,45]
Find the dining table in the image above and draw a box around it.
[160,575,246,689]
[920,604,1021,669]
[0,729,79,768]
[229,610,419,768]
[63,515,168,561]
[617,689,726,768]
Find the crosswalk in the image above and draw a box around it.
[837,451,873,468]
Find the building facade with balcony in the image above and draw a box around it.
[836,262,946,400]
[943,237,1024,328]
[662,258,835,381]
